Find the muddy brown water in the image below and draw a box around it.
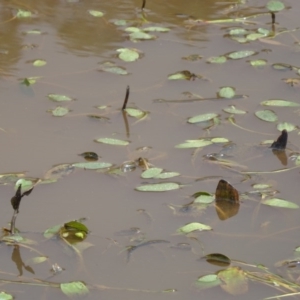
[0,0,300,299]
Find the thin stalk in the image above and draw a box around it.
[122,86,130,110]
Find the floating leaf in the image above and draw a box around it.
[277,122,296,132]
[258,28,270,35]
[177,222,212,234]
[227,50,256,59]
[168,70,196,80]
[261,100,300,107]
[95,138,130,146]
[88,10,104,17]
[78,152,98,161]
[196,274,221,289]
[155,172,180,179]
[204,253,231,267]
[229,28,248,35]
[60,282,89,297]
[17,9,32,18]
[129,31,155,40]
[33,59,47,67]
[48,94,73,102]
[0,292,13,300]
[223,105,247,114]
[26,256,48,265]
[250,59,267,67]
[194,193,214,204]
[266,0,285,12]
[255,109,278,122]
[272,63,292,70]
[125,27,141,33]
[188,113,218,124]
[143,26,170,32]
[135,182,180,192]
[252,183,272,189]
[246,33,265,41]
[207,56,227,64]
[262,198,299,209]
[175,140,213,149]
[125,108,147,119]
[0,172,26,185]
[51,106,69,117]
[211,137,229,143]
[141,168,163,179]
[100,62,128,75]
[15,178,34,193]
[218,87,235,99]
[217,267,248,295]
[73,162,112,170]
[117,48,140,62]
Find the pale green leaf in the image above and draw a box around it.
[33,59,47,67]
[44,224,61,239]
[211,137,229,143]
[141,168,163,179]
[52,106,69,117]
[135,182,180,192]
[223,105,247,114]
[143,26,170,32]
[17,9,32,18]
[60,281,89,297]
[262,198,299,209]
[194,194,214,204]
[206,56,227,64]
[250,59,267,67]
[15,178,34,193]
[252,183,272,189]
[228,50,256,59]
[129,31,155,40]
[177,222,212,234]
[125,27,141,33]
[196,274,221,289]
[266,0,285,12]
[175,140,213,149]
[88,10,104,17]
[155,172,180,179]
[95,138,130,146]
[48,94,73,102]
[100,62,128,75]
[246,33,265,41]
[188,113,218,124]
[277,122,296,132]
[261,100,300,107]
[125,108,146,118]
[255,110,278,122]
[218,87,235,99]
[117,48,140,62]
[72,162,112,170]
[229,28,248,35]
[26,256,48,265]
[0,292,13,300]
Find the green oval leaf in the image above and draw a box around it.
[51,106,69,117]
[175,140,213,149]
[117,48,140,62]
[15,178,34,193]
[125,108,147,118]
[227,50,256,59]
[206,56,227,64]
[255,109,278,122]
[262,198,299,209]
[250,59,267,67]
[48,94,73,102]
[60,281,89,297]
[229,28,248,35]
[277,122,296,132]
[33,59,47,67]
[196,274,221,289]
[177,222,212,234]
[194,193,214,204]
[218,87,235,99]
[129,31,155,41]
[95,138,130,146]
[223,105,247,114]
[135,182,180,192]
[72,162,112,170]
[155,172,180,179]
[266,0,285,12]
[0,292,13,300]
[141,168,163,179]
[188,113,218,124]
[88,10,104,17]
[143,26,170,32]
[211,137,229,143]
[261,100,300,107]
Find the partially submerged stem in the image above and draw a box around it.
[141,0,146,10]
[122,86,130,110]
[271,12,275,24]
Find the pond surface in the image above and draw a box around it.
[1,0,300,299]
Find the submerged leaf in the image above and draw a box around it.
[60,282,89,297]
[262,198,299,209]
[135,182,180,192]
[188,113,218,124]
[177,222,212,234]
[95,138,130,146]
[26,256,48,265]
[44,164,75,180]
[255,109,278,122]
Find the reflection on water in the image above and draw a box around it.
[0,0,300,299]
